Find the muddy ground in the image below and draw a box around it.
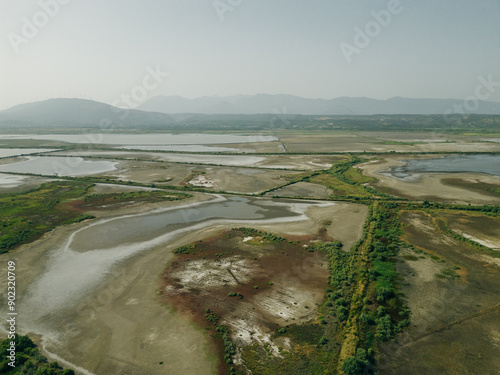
[161,228,330,372]
[380,211,500,375]
[359,157,500,205]
[441,212,500,250]
[102,160,305,194]
[278,131,500,153]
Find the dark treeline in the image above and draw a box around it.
[1,113,499,131]
[0,335,75,374]
[316,202,410,374]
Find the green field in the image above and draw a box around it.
[0,181,94,253]
[0,181,191,253]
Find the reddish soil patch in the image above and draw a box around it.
[160,229,330,374]
[59,199,86,214]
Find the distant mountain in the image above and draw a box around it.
[0,98,175,127]
[138,94,500,115]
[2,96,500,129]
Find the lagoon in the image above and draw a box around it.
[0,156,118,176]
[388,155,500,178]
[0,133,277,146]
[20,196,331,316]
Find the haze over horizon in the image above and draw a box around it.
[1,0,499,111]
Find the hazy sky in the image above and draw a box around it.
[1,0,499,110]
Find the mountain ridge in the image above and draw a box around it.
[1,96,500,128]
[0,98,175,127]
[137,94,500,115]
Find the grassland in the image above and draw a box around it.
[82,190,191,206]
[342,165,377,184]
[0,181,191,253]
[383,210,500,374]
[311,173,372,199]
[309,157,396,201]
[0,181,94,253]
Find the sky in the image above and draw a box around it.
[0,0,499,110]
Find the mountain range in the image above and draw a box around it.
[0,98,174,127]
[138,94,500,115]
[1,95,500,127]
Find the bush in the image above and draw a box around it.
[375,314,393,342]
[342,356,367,375]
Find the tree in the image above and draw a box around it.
[342,349,370,375]
[342,356,365,375]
